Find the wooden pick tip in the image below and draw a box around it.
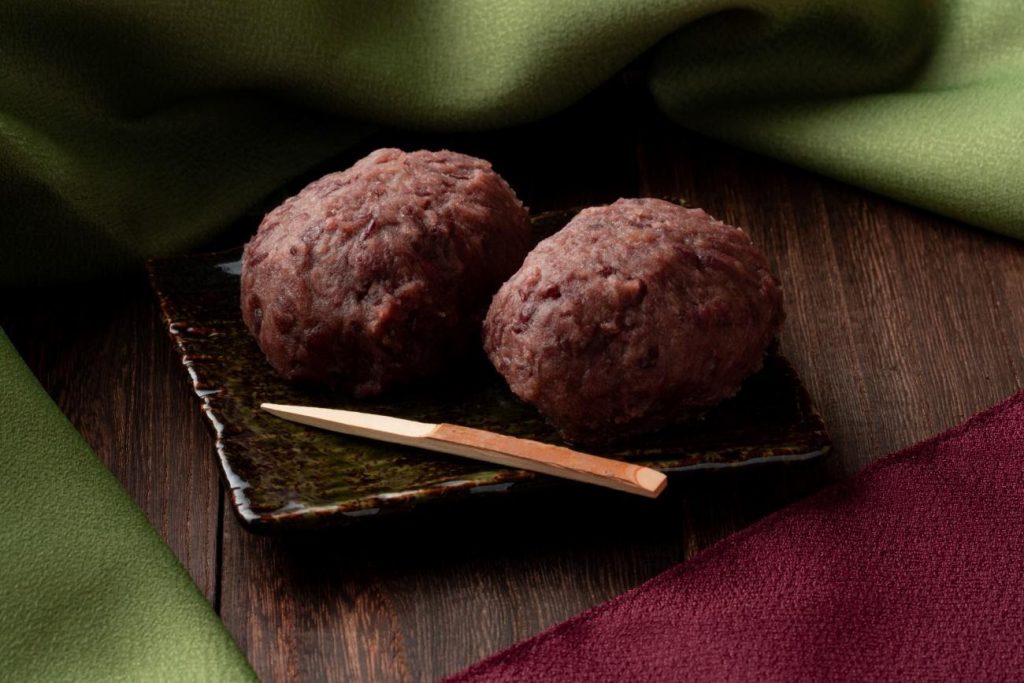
[637,468,668,498]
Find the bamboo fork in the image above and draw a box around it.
[261,403,667,498]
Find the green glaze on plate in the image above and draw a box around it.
[147,207,830,532]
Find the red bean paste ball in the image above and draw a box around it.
[242,148,532,397]
[484,198,784,443]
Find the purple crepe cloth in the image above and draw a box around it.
[448,391,1024,682]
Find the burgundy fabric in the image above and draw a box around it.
[449,391,1024,682]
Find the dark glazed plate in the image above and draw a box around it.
[148,207,830,532]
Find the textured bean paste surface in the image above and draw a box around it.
[484,198,784,443]
[242,148,531,396]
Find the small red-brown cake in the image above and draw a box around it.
[483,198,784,443]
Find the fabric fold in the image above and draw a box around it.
[0,330,255,682]
[6,0,1023,285]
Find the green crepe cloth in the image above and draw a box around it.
[3,0,1022,286]
[1,1,1022,680]
[0,330,255,682]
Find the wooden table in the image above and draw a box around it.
[4,84,1023,682]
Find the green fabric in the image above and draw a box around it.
[655,1,1024,234]
[2,1,1023,679]
[0,329,255,682]
[2,0,1022,286]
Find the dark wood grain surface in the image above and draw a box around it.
[3,85,1023,682]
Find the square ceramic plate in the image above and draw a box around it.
[147,206,829,531]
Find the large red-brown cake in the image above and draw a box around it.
[242,148,531,396]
